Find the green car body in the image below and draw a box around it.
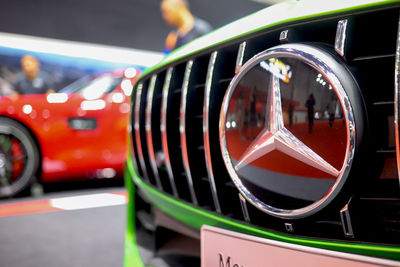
[125,0,400,266]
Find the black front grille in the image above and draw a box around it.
[131,7,400,246]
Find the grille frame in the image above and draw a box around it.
[130,5,400,248]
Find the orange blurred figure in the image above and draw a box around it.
[161,0,212,53]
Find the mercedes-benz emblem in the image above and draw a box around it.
[220,44,362,219]
[235,74,339,177]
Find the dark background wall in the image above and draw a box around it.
[0,0,266,52]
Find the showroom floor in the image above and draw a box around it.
[0,186,127,267]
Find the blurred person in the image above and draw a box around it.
[326,94,337,128]
[13,55,54,95]
[288,102,294,128]
[305,93,315,133]
[161,0,212,53]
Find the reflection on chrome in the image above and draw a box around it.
[259,58,291,83]
[340,201,354,238]
[134,83,149,181]
[279,30,289,42]
[335,19,348,57]
[146,75,163,190]
[0,153,7,182]
[235,75,339,177]
[235,42,247,73]
[239,193,251,223]
[395,15,400,184]
[203,51,222,213]
[180,60,198,205]
[161,68,179,197]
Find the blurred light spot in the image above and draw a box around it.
[42,109,50,119]
[30,110,37,119]
[112,92,125,103]
[43,158,67,172]
[102,150,112,161]
[121,79,133,96]
[124,68,137,78]
[226,121,231,129]
[119,103,130,113]
[231,121,237,128]
[22,104,32,114]
[43,123,51,131]
[50,193,126,210]
[155,151,165,167]
[7,106,14,114]
[47,93,68,103]
[81,100,106,111]
[102,168,116,178]
[77,109,86,116]
[82,76,113,100]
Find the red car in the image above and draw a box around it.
[0,68,139,197]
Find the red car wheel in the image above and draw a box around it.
[0,117,39,197]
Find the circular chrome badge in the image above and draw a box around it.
[220,44,361,219]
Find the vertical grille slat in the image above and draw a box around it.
[145,74,162,190]
[235,42,247,73]
[179,54,217,210]
[202,45,243,218]
[134,82,149,182]
[334,19,348,58]
[131,85,143,177]
[161,68,179,197]
[234,42,254,222]
[134,80,161,187]
[149,71,174,194]
[203,51,222,213]
[180,60,199,205]
[395,12,400,186]
[161,65,192,201]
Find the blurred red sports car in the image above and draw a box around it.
[0,68,139,197]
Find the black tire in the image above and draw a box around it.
[0,117,40,197]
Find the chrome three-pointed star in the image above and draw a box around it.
[235,75,339,177]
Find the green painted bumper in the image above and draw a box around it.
[124,165,145,267]
[124,158,400,264]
